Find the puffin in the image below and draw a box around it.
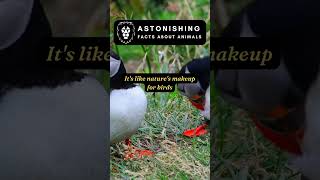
[110,51,147,144]
[177,57,210,137]
[214,0,320,179]
[0,0,108,179]
[110,51,154,159]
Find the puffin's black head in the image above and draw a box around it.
[0,0,84,97]
[282,40,320,94]
[177,57,210,98]
[0,0,52,63]
[0,1,34,49]
[110,51,134,90]
[220,0,320,94]
[246,0,320,37]
[222,0,320,38]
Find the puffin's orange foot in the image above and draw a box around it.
[183,124,208,137]
[124,139,154,160]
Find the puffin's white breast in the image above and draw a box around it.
[0,76,108,178]
[110,85,147,144]
[201,86,210,120]
[293,71,320,180]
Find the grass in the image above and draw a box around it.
[211,96,301,179]
[111,90,210,179]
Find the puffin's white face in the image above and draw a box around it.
[110,55,121,78]
[177,67,203,98]
[240,13,256,37]
[0,0,34,49]
[178,82,203,98]
[201,86,210,119]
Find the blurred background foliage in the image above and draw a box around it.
[224,0,253,15]
[110,0,210,73]
[40,0,108,89]
[213,0,253,35]
[41,0,106,37]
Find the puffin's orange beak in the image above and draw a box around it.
[251,105,304,155]
[267,105,289,119]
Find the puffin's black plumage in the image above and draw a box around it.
[243,0,320,94]
[110,51,135,90]
[0,1,107,179]
[281,41,320,94]
[0,0,51,63]
[109,51,137,91]
[222,0,320,37]
[178,57,210,128]
[0,0,84,92]
[247,0,320,37]
[217,0,320,98]
[110,51,126,89]
[179,57,210,92]
[219,0,320,96]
